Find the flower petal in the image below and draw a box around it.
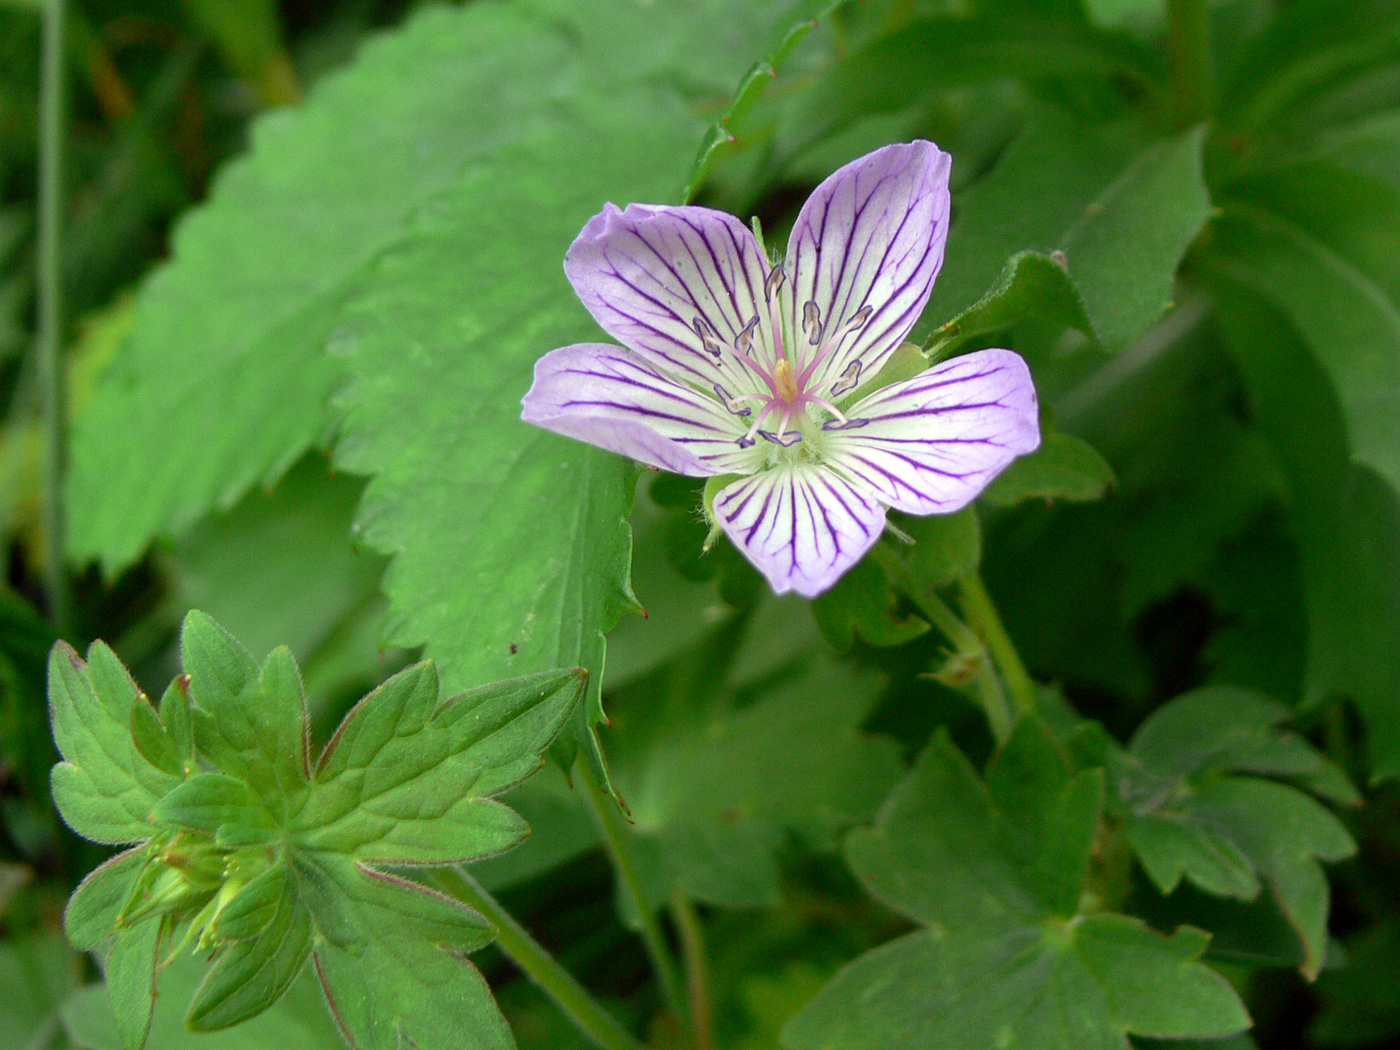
[785,141,951,391]
[713,465,886,598]
[824,349,1041,514]
[564,203,772,391]
[522,343,762,476]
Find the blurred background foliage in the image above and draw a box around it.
[1,0,1399,1048]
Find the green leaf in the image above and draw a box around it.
[784,719,1250,1050]
[1213,163,1400,499]
[981,431,1117,506]
[1208,271,1400,779]
[782,14,1162,164]
[925,117,1211,349]
[325,0,807,780]
[685,0,842,201]
[48,641,182,844]
[1115,686,1357,978]
[928,250,1095,356]
[61,950,344,1050]
[182,616,308,809]
[811,556,929,650]
[177,0,298,107]
[299,664,583,865]
[609,645,903,913]
[154,773,277,843]
[901,507,983,590]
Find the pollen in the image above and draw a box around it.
[774,358,799,404]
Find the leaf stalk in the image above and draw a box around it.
[576,759,688,1024]
[434,866,645,1050]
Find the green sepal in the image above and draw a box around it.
[701,473,746,549]
[105,917,163,1050]
[65,846,149,952]
[187,861,313,1031]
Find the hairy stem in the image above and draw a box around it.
[434,867,644,1050]
[670,894,715,1050]
[576,759,687,1022]
[870,542,1013,743]
[959,573,1037,718]
[1166,0,1214,126]
[38,0,72,635]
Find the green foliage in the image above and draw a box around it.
[982,431,1117,506]
[608,643,903,913]
[49,612,584,1050]
[925,117,1212,348]
[1110,687,1357,978]
[785,717,1251,1050]
[0,931,78,1050]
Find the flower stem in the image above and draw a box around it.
[576,759,687,1023]
[434,866,644,1050]
[958,573,1037,718]
[38,0,73,636]
[870,542,1013,743]
[670,894,715,1050]
[1166,0,1214,127]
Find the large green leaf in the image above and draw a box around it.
[924,117,1211,349]
[784,718,1250,1050]
[327,0,827,772]
[1213,163,1400,498]
[1208,270,1400,778]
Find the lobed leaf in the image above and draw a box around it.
[784,719,1249,1050]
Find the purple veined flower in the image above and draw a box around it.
[522,141,1040,598]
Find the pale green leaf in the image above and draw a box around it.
[981,432,1116,506]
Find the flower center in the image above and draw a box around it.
[774,358,800,405]
[694,266,879,452]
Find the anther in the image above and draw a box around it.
[737,435,756,449]
[713,383,752,417]
[736,315,760,355]
[830,361,862,397]
[802,301,823,346]
[692,316,724,358]
[850,304,872,328]
[822,417,870,432]
[759,429,803,447]
[764,265,786,302]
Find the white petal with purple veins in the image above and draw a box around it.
[785,142,951,392]
[823,349,1041,515]
[522,343,762,477]
[713,465,887,598]
[565,203,773,393]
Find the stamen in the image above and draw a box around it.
[738,401,777,447]
[802,301,823,346]
[802,393,850,423]
[692,316,724,358]
[759,429,803,447]
[712,383,754,417]
[797,302,875,388]
[830,360,862,397]
[822,417,870,431]
[764,265,786,302]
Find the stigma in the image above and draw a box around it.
[774,358,800,404]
